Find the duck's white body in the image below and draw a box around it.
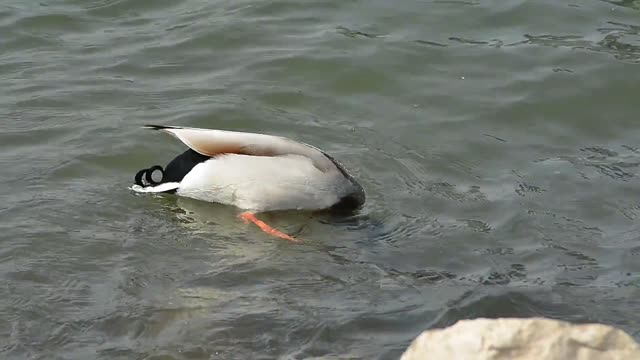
[177,153,352,211]
[131,125,365,213]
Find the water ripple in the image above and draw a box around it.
[2,0,640,358]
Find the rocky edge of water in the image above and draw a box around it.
[400,317,640,360]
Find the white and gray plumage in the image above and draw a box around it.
[131,125,365,216]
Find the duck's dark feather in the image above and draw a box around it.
[134,148,210,191]
[162,148,210,183]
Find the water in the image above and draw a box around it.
[1,0,640,358]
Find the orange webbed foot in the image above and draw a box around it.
[239,212,300,243]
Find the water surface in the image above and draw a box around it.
[1,0,640,359]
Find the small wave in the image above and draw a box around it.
[429,290,581,329]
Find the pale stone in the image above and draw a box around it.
[400,317,640,360]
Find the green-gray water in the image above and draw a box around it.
[2,0,640,359]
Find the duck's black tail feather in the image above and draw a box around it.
[142,124,181,131]
[134,165,165,187]
[133,149,209,191]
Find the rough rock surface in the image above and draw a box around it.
[400,317,640,360]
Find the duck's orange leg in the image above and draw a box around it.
[239,212,300,243]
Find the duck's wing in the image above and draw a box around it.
[143,125,336,172]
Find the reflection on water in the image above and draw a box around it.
[420,23,640,63]
[602,0,640,10]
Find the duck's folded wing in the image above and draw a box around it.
[144,125,336,172]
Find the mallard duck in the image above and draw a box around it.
[131,125,365,241]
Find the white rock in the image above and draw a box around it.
[400,317,640,360]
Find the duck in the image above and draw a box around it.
[130,125,366,242]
